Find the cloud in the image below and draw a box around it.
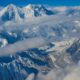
[0,37,48,56]
[63,66,80,80]
[36,65,80,80]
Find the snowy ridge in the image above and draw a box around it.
[0,4,54,22]
[23,4,54,17]
[0,4,23,22]
[0,4,80,22]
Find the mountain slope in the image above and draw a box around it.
[0,4,54,22]
[67,39,80,63]
[23,4,54,17]
[0,4,24,22]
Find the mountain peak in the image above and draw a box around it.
[25,4,46,9]
[24,4,53,17]
[0,4,54,22]
[0,4,23,22]
[26,4,33,9]
[7,4,17,9]
[8,4,16,7]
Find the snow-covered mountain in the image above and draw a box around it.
[0,4,80,23]
[0,28,79,80]
[67,39,80,63]
[0,4,54,22]
[23,4,54,17]
[0,4,80,80]
[0,4,24,22]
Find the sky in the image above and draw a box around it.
[0,0,80,6]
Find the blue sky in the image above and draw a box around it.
[0,0,80,6]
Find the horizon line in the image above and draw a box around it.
[0,3,80,7]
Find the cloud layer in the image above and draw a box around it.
[36,65,80,80]
[0,37,48,56]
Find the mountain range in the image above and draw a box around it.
[0,4,54,22]
[0,4,80,80]
[0,4,80,22]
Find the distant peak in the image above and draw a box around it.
[7,4,17,9]
[24,4,46,10]
[26,4,33,9]
[8,4,16,7]
[9,4,15,6]
[4,4,18,13]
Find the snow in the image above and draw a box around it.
[0,38,8,48]
[0,4,80,80]
[0,4,23,22]
[46,38,75,53]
